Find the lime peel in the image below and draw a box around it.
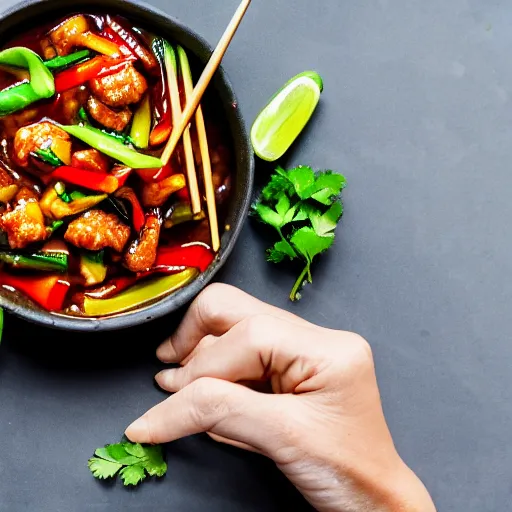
[251,71,323,162]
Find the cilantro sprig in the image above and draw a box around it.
[252,165,346,301]
[88,442,167,487]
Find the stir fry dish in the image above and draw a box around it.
[0,14,233,316]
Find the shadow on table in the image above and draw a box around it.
[1,305,186,372]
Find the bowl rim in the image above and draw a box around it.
[0,0,255,331]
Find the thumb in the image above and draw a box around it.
[125,377,290,456]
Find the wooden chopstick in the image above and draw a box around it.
[165,49,202,214]
[161,0,252,166]
[179,46,220,252]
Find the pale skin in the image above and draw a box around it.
[126,284,436,512]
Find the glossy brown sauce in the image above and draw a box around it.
[0,14,233,315]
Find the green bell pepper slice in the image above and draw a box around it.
[83,268,198,317]
[0,47,55,117]
[61,124,163,169]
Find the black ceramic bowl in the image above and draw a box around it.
[0,0,254,331]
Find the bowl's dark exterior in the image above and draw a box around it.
[0,0,255,331]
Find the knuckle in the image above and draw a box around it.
[344,333,375,371]
[195,284,228,325]
[188,377,232,430]
[351,333,373,361]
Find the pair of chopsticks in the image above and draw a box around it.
[161,0,252,253]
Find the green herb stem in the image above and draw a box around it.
[290,262,311,302]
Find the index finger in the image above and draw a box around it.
[156,283,310,363]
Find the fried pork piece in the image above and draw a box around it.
[40,37,57,60]
[0,187,48,249]
[49,15,89,56]
[59,87,89,124]
[124,215,160,272]
[71,149,110,174]
[65,210,130,252]
[0,108,39,141]
[14,122,71,167]
[142,174,186,208]
[87,96,132,132]
[90,64,148,108]
[0,167,13,188]
[15,186,39,203]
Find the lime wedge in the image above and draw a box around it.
[251,71,323,162]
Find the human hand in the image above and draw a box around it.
[126,284,436,512]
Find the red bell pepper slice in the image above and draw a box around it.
[155,243,215,273]
[107,19,158,72]
[55,56,133,93]
[149,118,172,147]
[176,186,191,202]
[0,272,70,311]
[136,160,176,183]
[101,27,137,59]
[114,186,146,232]
[111,167,132,188]
[45,166,130,194]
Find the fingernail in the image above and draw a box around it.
[125,416,149,443]
[155,369,176,390]
[156,338,178,363]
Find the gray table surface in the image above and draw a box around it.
[0,0,510,510]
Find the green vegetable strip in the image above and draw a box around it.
[78,107,89,123]
[83,268,198,316]
[49,220,64,233]
[82,250,104,265]
[44,50,92,71]
[130,94,151,149]
[0,83,41,117]
[0,251,68,272]
[34,148,63,167]
[60,124,163,169]
[70,190,87,200]
[79,107,137,147]
[0,47,55,98]
[100,129,137,147]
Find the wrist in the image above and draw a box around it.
[382,460,436,512]
[323,450,436,512]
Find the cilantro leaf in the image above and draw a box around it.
[275,194,291,217]
[253,203,284,230]
[120,464,147,486]
[89,442,167,487]
[291,227,335,264]
[267,240,297,263]
[261,169,294,201]
[287,166,316,199]
[88,458,122,480]
[253,195,297,230]
[309,203,343,236]
[252,165,347,302]
[311,171,346,205]
[122,442,146,459]
[94,447,121,463]
[142,446,167,477]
